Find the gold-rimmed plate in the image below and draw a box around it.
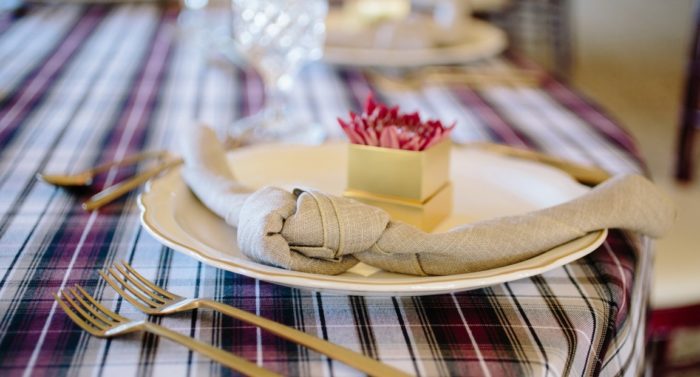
[139,143,606,296]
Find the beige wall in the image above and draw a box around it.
[573,0,694,97]
[570,0,700,308]
[572,0,694,166]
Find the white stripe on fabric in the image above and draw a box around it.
[0,7,53,66]
[0,7,82,94]
[315,294,364,377]
[363,297,421,375]
[421,86,491,143]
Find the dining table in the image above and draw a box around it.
[0,3,652,376]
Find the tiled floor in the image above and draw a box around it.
[570,0,700,309]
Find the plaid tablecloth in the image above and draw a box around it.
[0,5,652,376]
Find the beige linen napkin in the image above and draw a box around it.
[181,126,675,276]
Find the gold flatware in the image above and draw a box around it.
[54,285,279,377]
[100,261,412,377]
[37,150,168,187]
[80,131,249,211]
[82,158,183,211]
[367,67,543,91]
[471,142,611,186]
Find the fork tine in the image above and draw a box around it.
[54,291,105,336]
[71,284,129,323]
[105,267,164,306]
[61,289,111,330]
[68,287,115,326]
[120,261,178,299]
[113,264,168,304]
[99,270,154,313]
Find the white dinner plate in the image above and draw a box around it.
[139,143,607,296]
[323,17,507,67]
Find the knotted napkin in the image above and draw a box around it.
[180,126,675,276]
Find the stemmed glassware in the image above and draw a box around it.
[229,0,329,143]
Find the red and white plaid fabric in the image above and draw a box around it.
[0,5,651,376]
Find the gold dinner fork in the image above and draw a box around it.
[54,285,280,377]
[100,262,412,377]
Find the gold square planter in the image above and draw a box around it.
[344,140,452,231]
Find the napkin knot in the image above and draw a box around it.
[236,186,363,274]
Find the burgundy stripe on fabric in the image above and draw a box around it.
[414,294,486,375]
[337,68,374,112]
[650,303,700,335]
[452,291,530,376]
[219,272,259,361]
[0,6,104,147]
[0,8,17,35]
[241,66,264,118]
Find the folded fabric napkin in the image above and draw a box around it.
[181,126,675,276]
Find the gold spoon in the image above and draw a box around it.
[36,150,168,187]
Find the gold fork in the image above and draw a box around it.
[101,262,412,377]
[54,285,279,376]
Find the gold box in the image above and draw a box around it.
[344,140,452,231]
[345,183,453,232]
[346,139,451,201]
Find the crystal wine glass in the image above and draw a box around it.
[229,0,329,143]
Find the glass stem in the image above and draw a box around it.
[262,72,293,127]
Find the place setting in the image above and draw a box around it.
[39,91,674,373]
[2,0,684,375]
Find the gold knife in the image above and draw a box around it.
[82,158,182,211]
[470,142,611,186]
